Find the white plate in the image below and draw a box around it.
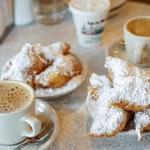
[1,54,87,100]
[86,38,150,138]
[0,99,59,150]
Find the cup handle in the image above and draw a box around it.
[133,42,145,64]
[38,104,59,150]
[21,114,41,137]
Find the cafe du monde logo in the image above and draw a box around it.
[81,20,105,35]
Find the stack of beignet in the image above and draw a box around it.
[87,56,150,140]
[1,42,82,90]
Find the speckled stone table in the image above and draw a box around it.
[0,1,150,150]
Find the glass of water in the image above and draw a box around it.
[36,0,66,25]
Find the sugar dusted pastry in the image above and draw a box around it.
[1,43,47,86]
[89,73,111,90]
[105,56,129,80]
[134,109,150,141]
[87,73,111,118]
[87,73,128,137]
[87,57,150,139]
[1,42,83,90]
[44,42,70,55]
[104,57,150,112]
[105,56,150,81]
[110,76,150,112]
[134,67,150,80]
[88,73,111,99]
[90,107,128,137]
[88,74,150,112]
[41,42,71,64]
[34,54,82,88]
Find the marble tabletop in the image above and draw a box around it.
[0,1,150,150]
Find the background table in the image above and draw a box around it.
[0,1,150,150]
[130,0,150,4]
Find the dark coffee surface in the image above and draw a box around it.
[128,18,150,37]
[0,83,31,113]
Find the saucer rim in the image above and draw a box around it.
[105,37,124,58]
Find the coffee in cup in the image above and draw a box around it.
[0,81,41,145]
[0,82,31,113]
[124,16,150,66]
[127,18,150,37]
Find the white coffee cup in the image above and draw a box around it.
[0,81,41,145]
[124,16,150,66]
[69,0,110,47]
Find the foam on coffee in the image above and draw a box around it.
[127,18,150,37]
[0,83,31,113]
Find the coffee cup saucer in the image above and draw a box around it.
[105,37,150,71]
[0,99,59,150]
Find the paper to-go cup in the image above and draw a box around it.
[69,0,110,47]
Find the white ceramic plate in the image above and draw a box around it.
[0,99,59,150]
[87,41,150,138]
[1,54,87,100]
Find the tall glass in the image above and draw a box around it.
[36,0,66,25]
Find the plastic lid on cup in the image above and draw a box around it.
[69,0,110,14]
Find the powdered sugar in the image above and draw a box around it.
[87,74,128,136]
[134,67,150,80]
[90,107,127,136]
[112,76,150,106]
[105,56,129,77]
[88,57,150,111]
[41,42,70,62]
[89,73,111,89]
[135,109,150,141]
[87,74,112,118]
[88,75,150,110]
[104,57,150,107]
[1,43,40,84]
[105,56,150,80]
